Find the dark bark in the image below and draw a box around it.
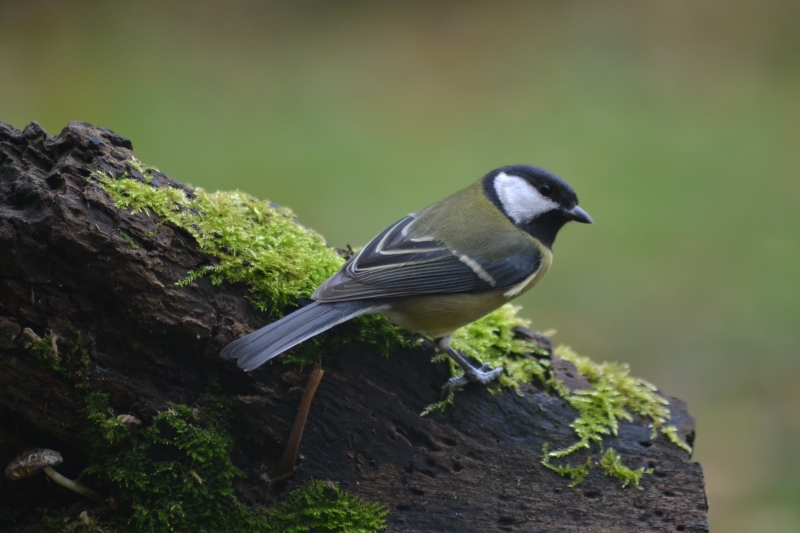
[0,121,709,532]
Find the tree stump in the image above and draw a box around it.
[0,121,709,532]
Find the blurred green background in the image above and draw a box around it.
[1,1,798,530]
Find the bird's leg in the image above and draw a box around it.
[437,336,503,395]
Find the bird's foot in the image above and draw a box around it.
[442,362,503,397]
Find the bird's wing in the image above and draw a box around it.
[313,215,542,302]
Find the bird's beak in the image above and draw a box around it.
[565,205,593,224]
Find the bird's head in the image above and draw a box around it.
[484,164,592,248]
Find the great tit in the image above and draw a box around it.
[221,165,592,392]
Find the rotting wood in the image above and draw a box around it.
[0,121,709,532]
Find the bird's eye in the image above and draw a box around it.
[538,184,552,197]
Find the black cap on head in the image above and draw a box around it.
[483,164,592,248]
[502,165,578,206]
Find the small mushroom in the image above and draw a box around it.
[5,449,101,501]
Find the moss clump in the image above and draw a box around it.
[15,328,262,532]
[421,304,552,415]
[80,395,388,532]
[94,163,343,317]
[83,400,260,533]
[266,480,387,533]
[548,345,670,457]
[35,391,387,533]
[597,448,652,489]
[82,391,388,533]
[452,304,550,390]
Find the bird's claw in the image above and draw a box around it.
[441,363,503,397]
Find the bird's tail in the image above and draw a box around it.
[220,301,379,371]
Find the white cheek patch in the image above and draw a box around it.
[493,172,559,224]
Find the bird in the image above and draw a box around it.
[220,165,592,392]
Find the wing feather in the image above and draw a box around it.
[313,215,542,302]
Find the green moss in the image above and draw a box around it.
[93,162,343,317]
[23,328,95,389]
[421,304,550,416]
[597,448,652,489]
[452,304,550,390]
[419,390,455,417]
[266,480,387,533]
[83,400,269,533]
[46,389,388,533]
[548,345,670,458]
[540,444,591,487]
[24,331,63,375]
[81,398,388,532]
[662,425,693,455]
[20,331,261,533]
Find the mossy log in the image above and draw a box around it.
[0,121,709,532]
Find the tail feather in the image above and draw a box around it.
[220,301,377,371]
